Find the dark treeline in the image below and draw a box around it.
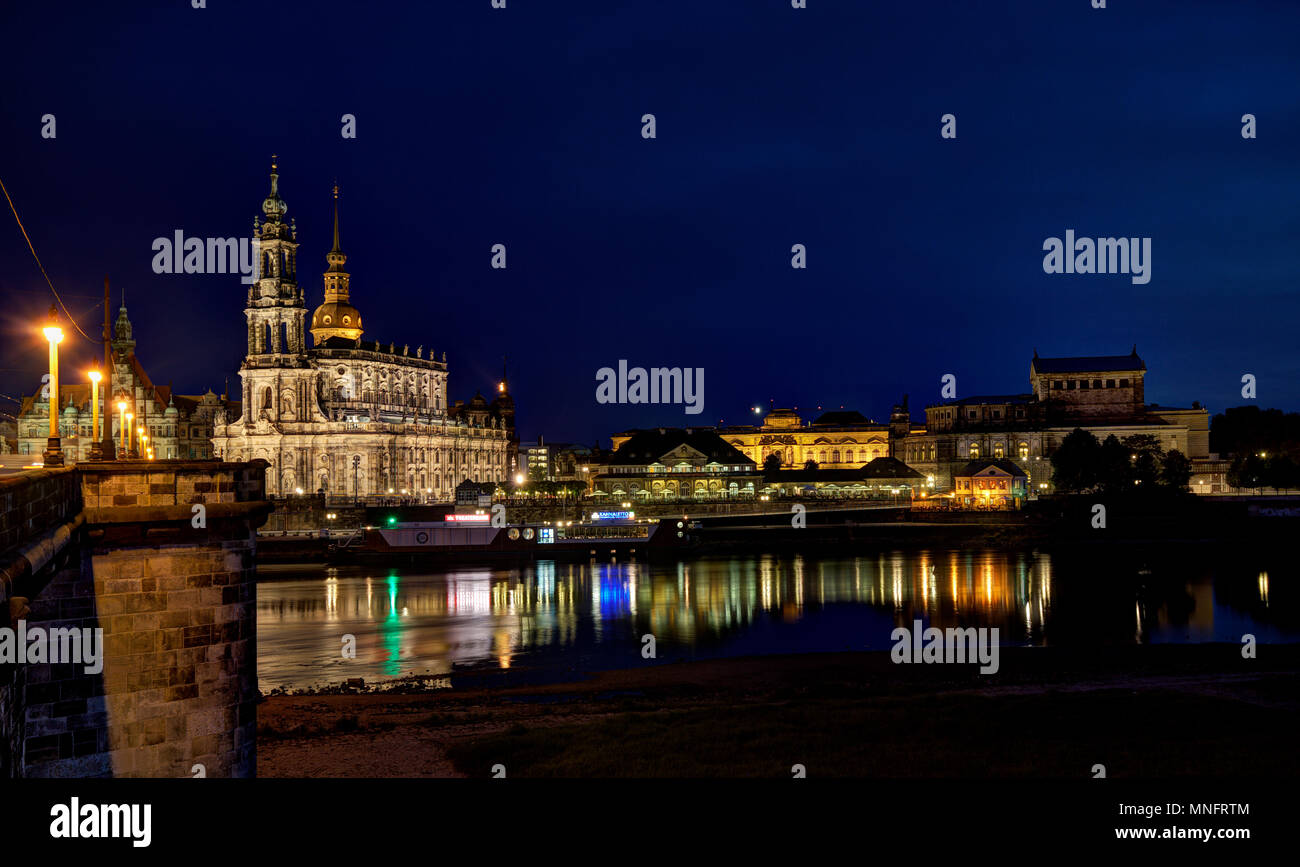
[1210,406,1300,490]
[1050,429,1190,494]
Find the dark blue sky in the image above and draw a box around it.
[3,0,1298,444]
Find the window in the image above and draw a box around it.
[1120,378,1130,387]
[968,443,980,459]
[1107,379,1115,388]
[1093,380,1102,388]
[1018,442,1029,459]
[1054,381,1063,390]
[994,443,1004,458]
[1080,380,1089,389]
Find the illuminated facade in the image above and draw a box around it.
[897,349,1210,490]
[211,163,514,498]
[593,428,762,500]
[695,405,911,470]
[16,301,234,461]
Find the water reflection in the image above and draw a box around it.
[257,549,1298,691]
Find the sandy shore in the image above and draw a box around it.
[258,645,1300,778]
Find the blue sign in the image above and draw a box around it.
[592,511,633,522]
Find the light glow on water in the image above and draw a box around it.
[256,549,1298,692]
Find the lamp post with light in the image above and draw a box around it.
[88,366,103,460]
[41,306,64,468]
[126,412,135,458]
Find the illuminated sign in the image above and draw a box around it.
[539,528,554,544]
[591,510,634,522]
[445,513,490,523]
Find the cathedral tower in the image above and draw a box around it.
[239,158,321,426]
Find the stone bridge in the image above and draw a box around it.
[0,460,270,777]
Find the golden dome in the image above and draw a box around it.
[310,301,363,342]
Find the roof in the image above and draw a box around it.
[1032,351,1145,374]
[766,457,924,483]
[953,459,1029,479]
[861,456,926,479]
[930,393,1033,408]
[810,410,875,426]
[607,428,754,467]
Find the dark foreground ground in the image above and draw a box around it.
[258,645,1299,778]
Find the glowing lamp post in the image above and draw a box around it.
[41,307,64,468]
[87,367,103,460]
[126,412,135,458]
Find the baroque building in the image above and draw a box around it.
[210,163,514,498]
[896,349,1210,491]
[675,407,903,470]
[592,428,762,501]
[16,300,235,461]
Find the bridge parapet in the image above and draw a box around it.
[2,460,271,778]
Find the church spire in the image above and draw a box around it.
[310,183,363,343]
[262,155,288,224]
[330,182,341,254]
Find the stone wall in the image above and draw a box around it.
[2,459,269,778]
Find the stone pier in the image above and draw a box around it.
[0,459,270,777]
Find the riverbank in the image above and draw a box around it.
[257,644,1300,777]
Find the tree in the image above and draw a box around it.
[1161,449,1192,490]
[1227,453,1266,489]
[763,454,783,475]
[1122,433,1164,458]
[1096,434,1134,493]
[1050,428,1101,492]
[803,460,819,471]
[1133,452,1161,488]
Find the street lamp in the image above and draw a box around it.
[87,366,103,460]
[41,306,64,468]
[126,413,135,458]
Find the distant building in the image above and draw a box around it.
[16,301,237,462]
[592,428,761,501]
[951,459,1030,508]
[520,437,603,485]
[211,163,514,498]
[897,349,1209,490]
[763,457,926,499]
[707,407,898,469]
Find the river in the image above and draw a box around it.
[256,547,1297,691]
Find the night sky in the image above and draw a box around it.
[3,0,1298,444]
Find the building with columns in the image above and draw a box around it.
[211,162,514,499]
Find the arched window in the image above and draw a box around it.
[968,442,980,459]
[262,387,273,410]
[1018,442,1029,460]
[994,442,1005,458]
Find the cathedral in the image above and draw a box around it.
[210,161,515,499]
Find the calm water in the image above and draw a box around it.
[256,549,1298,691]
